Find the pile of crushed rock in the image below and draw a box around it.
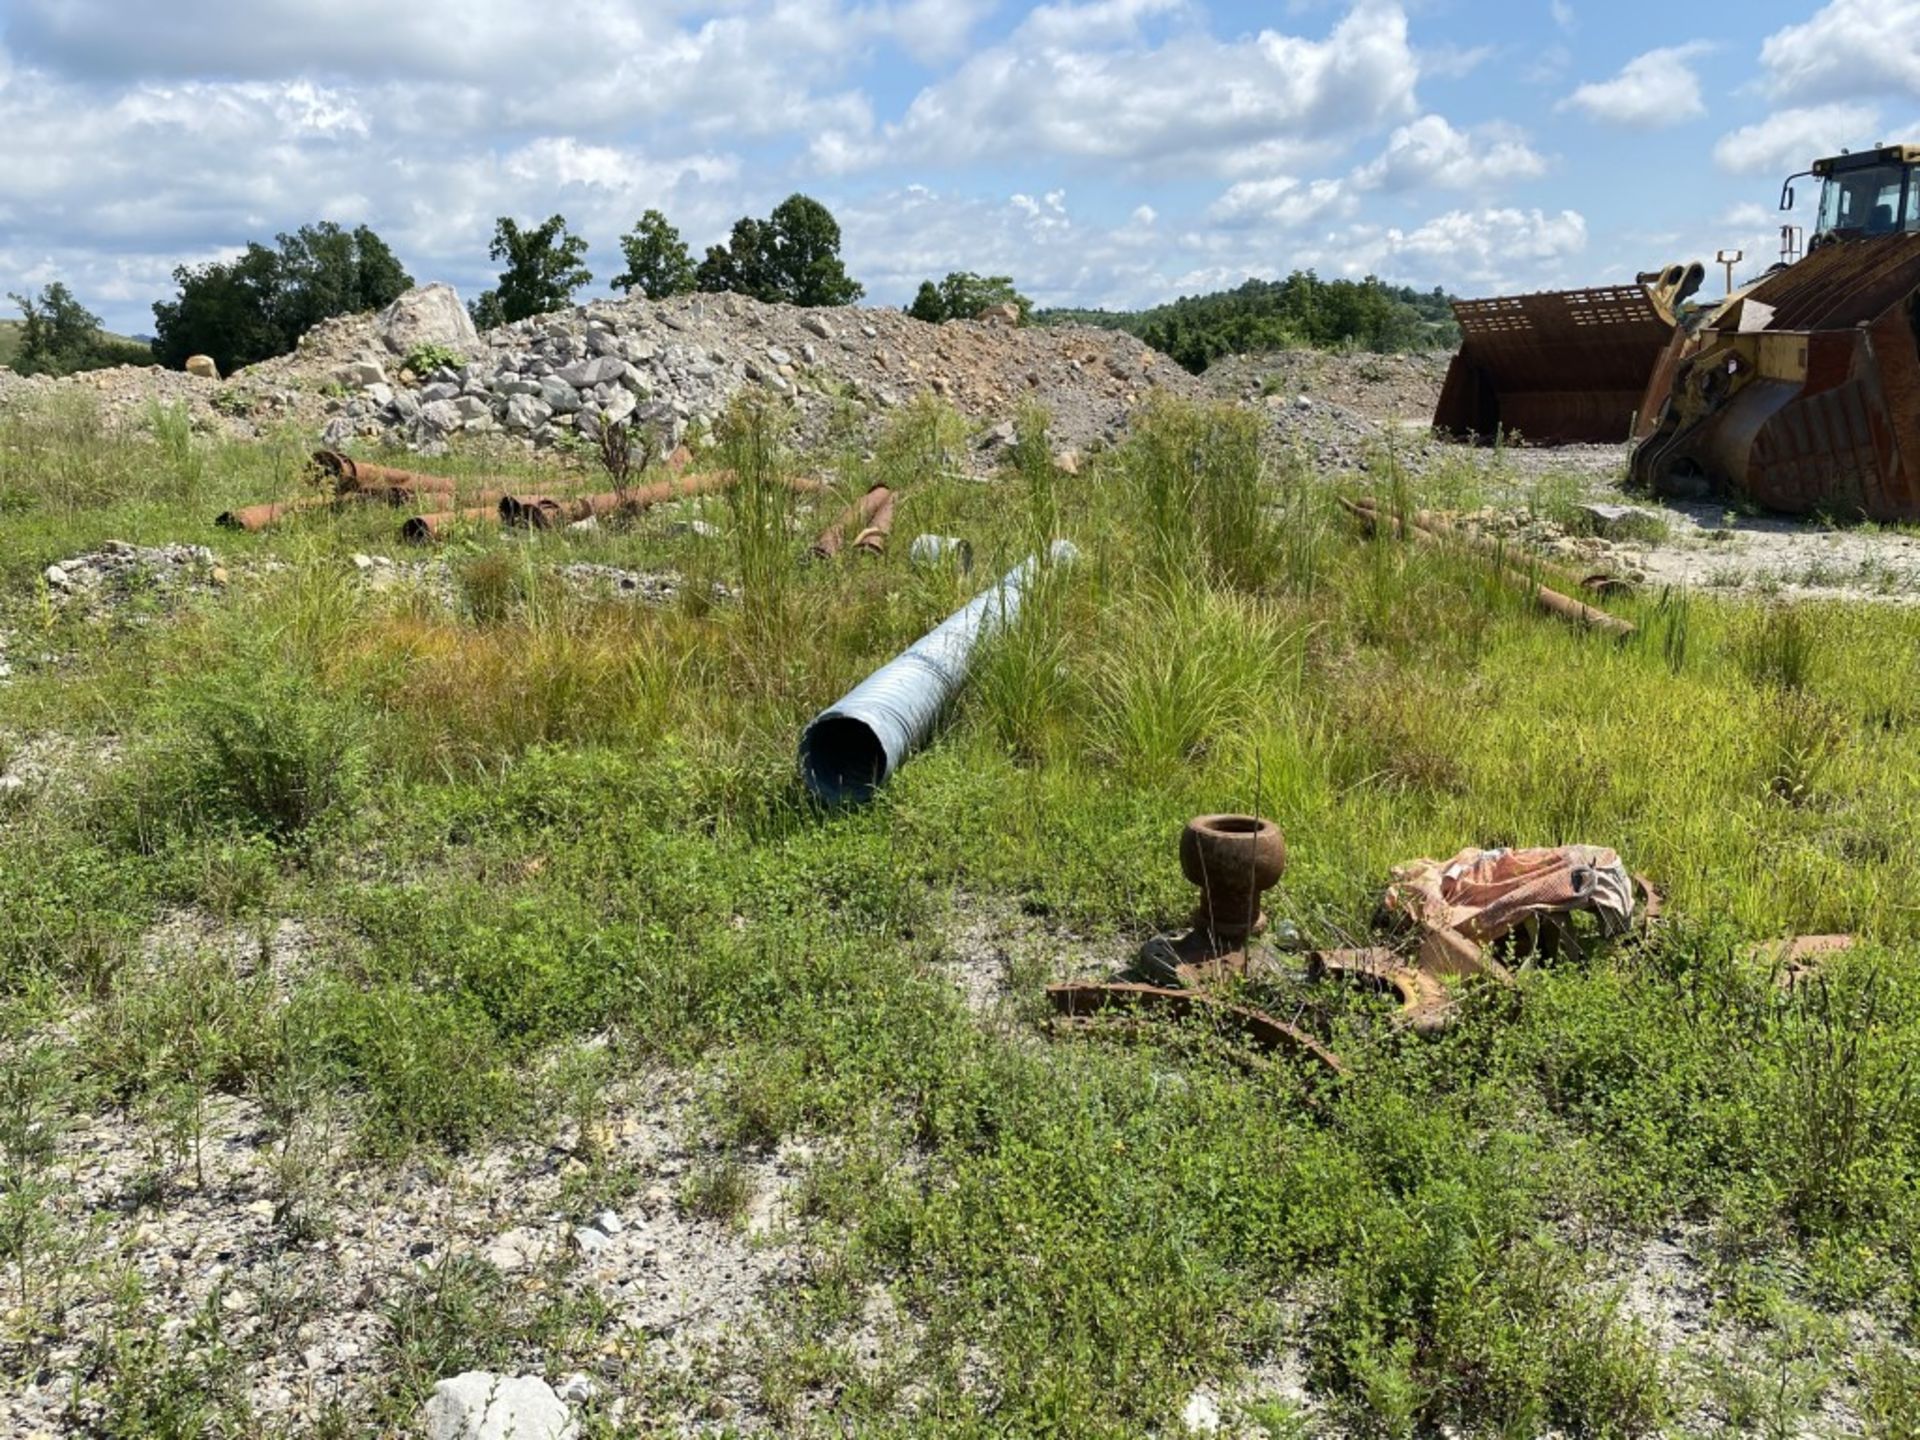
[0,284,1198,461]
[303,285,1195,458]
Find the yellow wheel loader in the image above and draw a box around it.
[1437,144,1920,521]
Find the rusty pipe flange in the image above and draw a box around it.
[1179,815,1286,943]
[1309,948,1456,1036]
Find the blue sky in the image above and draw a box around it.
[0,0,1914,334]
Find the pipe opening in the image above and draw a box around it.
[800,714,890,804]
[1203,816,1266,836]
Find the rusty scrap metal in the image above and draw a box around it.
[1046,982,1347,1076]
[401,506,507,543]
[1140,815,1288,988]
[216,497,328,532]
[1434,266,1702,445]
[1633,234,1920,520]
[811,485,897,559]
[1342,497,1636,639]
[1308,949,1456,1036]
[310,450,461,497]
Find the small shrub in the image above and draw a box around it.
[111,649,369,849]
[402,342,464,376]
[1735,603,1820,691]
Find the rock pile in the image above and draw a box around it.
[307,287,1194,458]
[42,541,226,612]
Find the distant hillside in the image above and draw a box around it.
[1039,272,1459,374]
[0,318,152,373]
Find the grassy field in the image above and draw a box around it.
[2,392,1919,1437]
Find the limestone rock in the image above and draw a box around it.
[377,284,483,360]
[184,355,220,380]
[421,1373,576,1440]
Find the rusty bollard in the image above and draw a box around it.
[1141,815,1287,987]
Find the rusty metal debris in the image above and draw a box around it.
[1139,815,1287,988]
[811,485,897,559]
[1308,949,1455,1036]
[1342,497,1636,639]
[1632,234,1920,519]
[1045,982,1347,1076]
[310,450,460,497]
[1434,265,1702,444]
[216,497,329,532]
[401,507,502,543]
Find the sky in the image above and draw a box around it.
[1,0,1916,335]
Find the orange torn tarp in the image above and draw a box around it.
[1383,845,1636,978]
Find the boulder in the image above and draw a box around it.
[337,360,388,388]
[504,393,554,433]
[421,1373,576,1440]
[978,303,1021,327]
[539,377,582,414]
[418,399,463,435]
[184,355,220,380]
[377,284,483,360]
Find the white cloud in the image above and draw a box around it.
[1550,0,1575,31]
[1758,0,1920,103]
[1208,176,1359,229]
[1301,208,1589,290]
[1351,115,1547,191]
[1711,102,1880,175]
[813,0,1420,174]
[1562,44,1710,129]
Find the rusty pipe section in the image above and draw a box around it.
[1343,497,1635,639]
[800,539,1077,804]
[310,450,462,497]
[402,507,501,543]
[811,485,897,559]
[217,496,328,532]
[500,471,739,529]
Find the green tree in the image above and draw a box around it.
[612,209,696,300]
[470,215,592,328]
[907,271,1032,324]
[8,283,126,376]
[275,222,413,338]
[150,223,413,374]
[909,280,944,323]
[152,243,288,375]
[694,195,863,307]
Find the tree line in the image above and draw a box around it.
[1040,273,1460,373]
[8,198,1460,380]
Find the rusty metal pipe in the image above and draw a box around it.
[852,489,897,556]
[811,485,896,559]
[402,507,501,543]
[1342,497,1636,639]
[216,497,328,531]
[311,450,463,497]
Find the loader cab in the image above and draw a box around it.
[1785,146,1920,249]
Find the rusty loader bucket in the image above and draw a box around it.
[1631,235,1920,521]
[1435,270,1697,445]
